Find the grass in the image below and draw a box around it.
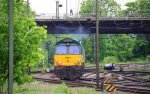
[13,81,100,94]
[31,65,54,72]
[85,62,106,67]
[121,61,149,64]
[84,62,96,66]
[13,81,56,94]
[134,67,150,71]
[143,75,150,79]
[71,87,98,94]
[53,83,72,94]
[31,67,47,72]
[0,83,8,94]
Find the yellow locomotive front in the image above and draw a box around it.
[54,55,83,66]
[54,38,85,80]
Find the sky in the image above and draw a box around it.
[29,0,82,15]
[29,0,135,14]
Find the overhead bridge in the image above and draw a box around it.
[35,14,150,34]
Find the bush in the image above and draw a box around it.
[146,55,150,61]
[132,56,149,62]
[133,58,144,62]
[102,56,119,64]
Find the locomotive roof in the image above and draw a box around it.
[55,38,80,45]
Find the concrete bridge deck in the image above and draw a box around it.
[35,15,150,34]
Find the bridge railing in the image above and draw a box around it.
[35,13,93,19]
[35,13,150,20]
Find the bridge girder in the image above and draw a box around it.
[35,19,150,34]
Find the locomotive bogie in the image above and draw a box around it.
[54,66,84,80]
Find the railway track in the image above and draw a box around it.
[83,62,150,73]
[117,86,150,94]
[32,63,150,93]
[33,70,150,94]
[31,62,150,74]
[34,77,150,94]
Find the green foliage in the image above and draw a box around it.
[0,0,9,87]
[79,0,150,64]
[13,81,99,94]
[125,0,150,15]
[0,0,47,87]
[79,0,139,62]
[146,55,150,61]
[132,35,150,58]
[81,35,94,63]
[132,57,145,62]
[102,56,119,64]
[80,0,121,17]
[54,83,72,94]
[76,87,98,94]
[13,82,53,94]
[122,1,150,61]
[143,75,150,79]
[100,34,136,61]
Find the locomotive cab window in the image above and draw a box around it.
[69,45,80,54]
[55,45,67,54]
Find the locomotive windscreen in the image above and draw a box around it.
[55,45,67,54]
[55,45,80,54]
[69,45,80,54]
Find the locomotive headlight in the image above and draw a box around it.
[75,61,80,65]
[56,62,62,66]
[58,62,61,64]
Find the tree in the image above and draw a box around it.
[80,0,121,17]
[124,0,150,16]
[93,34,136,61]
[132,34,150,59]
[0,0,47,89]
[105,34,135,61]
[80,0,137,63]
[123,0,150,60]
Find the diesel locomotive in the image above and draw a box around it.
[54,38,85,80]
